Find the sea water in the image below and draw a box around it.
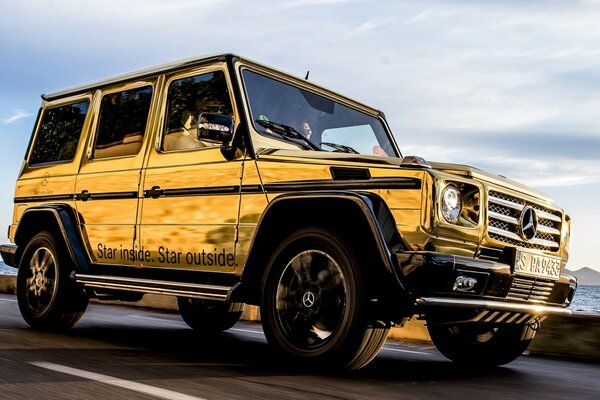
[570,285,600,313]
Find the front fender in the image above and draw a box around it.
[241,191,408,307]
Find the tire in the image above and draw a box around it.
[260,228,389,370]
[427,322,536,366]
[17,231,88,330]
[178,297,243,333]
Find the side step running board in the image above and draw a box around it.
[75,274,237,302]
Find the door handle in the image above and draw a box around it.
[78,190,91,201]
[144,186,164,199]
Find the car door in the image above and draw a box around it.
[75,80,157,267]
[138,65,242,274]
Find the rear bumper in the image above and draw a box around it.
[0,244,17,268]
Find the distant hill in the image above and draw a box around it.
[565,267,600,286]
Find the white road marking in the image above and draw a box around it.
[29,362,206,400]
[0,298,16,302]
[381,347,429,355]
[127,314,179,321]
[229,327,265,336]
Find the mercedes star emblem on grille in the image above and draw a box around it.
[519,206,538,241]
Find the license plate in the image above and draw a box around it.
[514,250,561,280]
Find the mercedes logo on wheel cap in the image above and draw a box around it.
[519,206,538,241]
[302,291,316,308]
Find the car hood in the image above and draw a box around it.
[427,161,552,202]
[256,149,553,203]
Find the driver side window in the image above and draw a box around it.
[162,70,233,152]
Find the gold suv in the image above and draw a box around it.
[0,54,576,369]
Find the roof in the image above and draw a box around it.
[42,53,234,101]
[41,53,382,118]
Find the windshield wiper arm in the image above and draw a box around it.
[255,119,320,151]
[320,141,359,154]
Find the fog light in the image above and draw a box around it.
[453,275,477,292]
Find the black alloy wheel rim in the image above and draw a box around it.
[275,250,348,350]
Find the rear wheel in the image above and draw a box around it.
[178,297,243,333]
[17,231,88,330]
[261,228,389,370]
[427,322,536,366]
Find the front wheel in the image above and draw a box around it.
[261,228,389,370]
[427,322,536,366]
[17,231,88,330]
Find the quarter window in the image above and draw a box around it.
[162,71,233,151]
[29,101,89,165]
[93,86,153,159]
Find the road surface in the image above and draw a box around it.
[0,293,597,399]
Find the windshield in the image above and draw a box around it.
[242,70,399,157]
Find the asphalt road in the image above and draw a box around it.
[0,293,598,400]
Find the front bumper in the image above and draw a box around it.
[396,251,576,321]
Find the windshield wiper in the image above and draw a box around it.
[320,141,359,154]
[255,119,320,151]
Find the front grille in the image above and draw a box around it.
[507,277,555,303]
[487,190,562,251]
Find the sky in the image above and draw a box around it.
[0,0,598,272]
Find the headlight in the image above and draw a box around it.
[441,184,462,223]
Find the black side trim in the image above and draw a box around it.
[15,191,139,203]
[142,179,420,199]
[161,186,239,197]
[241,184,262,193]
[17,179,420,203]
[14,194,75,203]
[264,177,421,192]
[144,185,265,198]
[75,191,138,201]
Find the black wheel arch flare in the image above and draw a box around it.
[14,205,89,272]
[241,191,409,307]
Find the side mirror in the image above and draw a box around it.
[197,113,234,144]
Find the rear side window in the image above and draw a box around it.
[29,101,89,165]
[93,86,153,159]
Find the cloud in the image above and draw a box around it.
[405,10,433,25]
[0,0,599,269]
[478,155,600,188]
[277,0,350,9]
[355,17,398,33]
[401,132,600,189]
[1,110,31,124]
